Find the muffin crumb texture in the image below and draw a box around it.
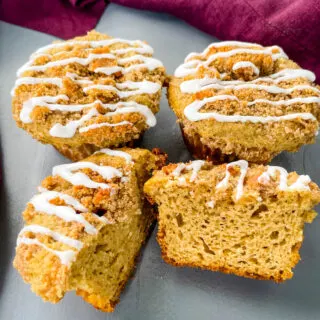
[144,160,320,282]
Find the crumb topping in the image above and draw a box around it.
[15,148,163,268]
[156,160,318,203]
[172,41,320,128]
[12,30,166,145]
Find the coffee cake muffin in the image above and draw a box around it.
[13,147,166,312]
[12,31,166,161]
[144,160,320,282]
[168,41,320,163]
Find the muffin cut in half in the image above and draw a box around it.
[144,160,320,282]
[168,41,320,164]
[13,147,166,312]
[12,30,166,161]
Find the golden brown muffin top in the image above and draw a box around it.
[144,159,320,207]
[12,30,166,144]
[170,41,320,129]
[16,147,166,267]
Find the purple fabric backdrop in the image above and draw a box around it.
[0,0,106,39]
[112,0,320,79]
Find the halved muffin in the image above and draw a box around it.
[168,41,320,164]
[13,148,166,312]
[12,30,166,161]
[144,160,320,282]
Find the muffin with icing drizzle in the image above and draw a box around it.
[144,160,320,282]
[12,30,166,161]
[13,147,166,312]
[168,41,320,164]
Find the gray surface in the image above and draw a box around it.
[0,3,319,320]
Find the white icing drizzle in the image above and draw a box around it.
[17,237,77,266]
[20,97,157,137]
[171,160,205,182]
[61,101,155,137]
[17,53,116,76]
[76,101,156,137]
[83,80,161,98]
[50,108,99,138]
[206,200,215,208]
[20,95,70,123]
[177,42,318,128]
[37,186,48,193]
[18,47,162,77]
[185,41,269,61]
[93,65,122,75]
[171,164,186,176]
[11,77,63,96]
[65,72,93,84]
[170,159,312,202]
[12,73,161,97]
[32,190,88,211]
[34,38,154,55]
[180,76,319,95]
[179,65,319,125]
[18,51,163,77]
[30,191,101,235]
[17,51,161,77]
[289,176,312,190]
[95,55,163,75]
[216,160,248,201]
[257,166,311,191]
[112,46,152,55]
[19,225,83,250]
[52,162,125,189]
[79,120,132,134]
[175,46,287,77]
[232,61,260,75]
[268,69,316,82]
[100,101,156,126]
[246,97,320,107]
[94,148,133,163]
[116,80,160,95]
[183,95,317,123]
[17,215,112,266]
[14,37,163,138]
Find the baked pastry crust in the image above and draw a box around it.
[13,147,166,311]
[12,31,166,161]
[144,160,320,282]
[168,41,320,164]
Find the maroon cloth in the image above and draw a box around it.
[112,0,320,79]
[0,0,106,39]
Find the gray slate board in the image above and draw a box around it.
[0,3,319,320]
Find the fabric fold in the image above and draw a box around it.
[0,0,106,39]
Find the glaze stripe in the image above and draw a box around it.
[170,160,312,201]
